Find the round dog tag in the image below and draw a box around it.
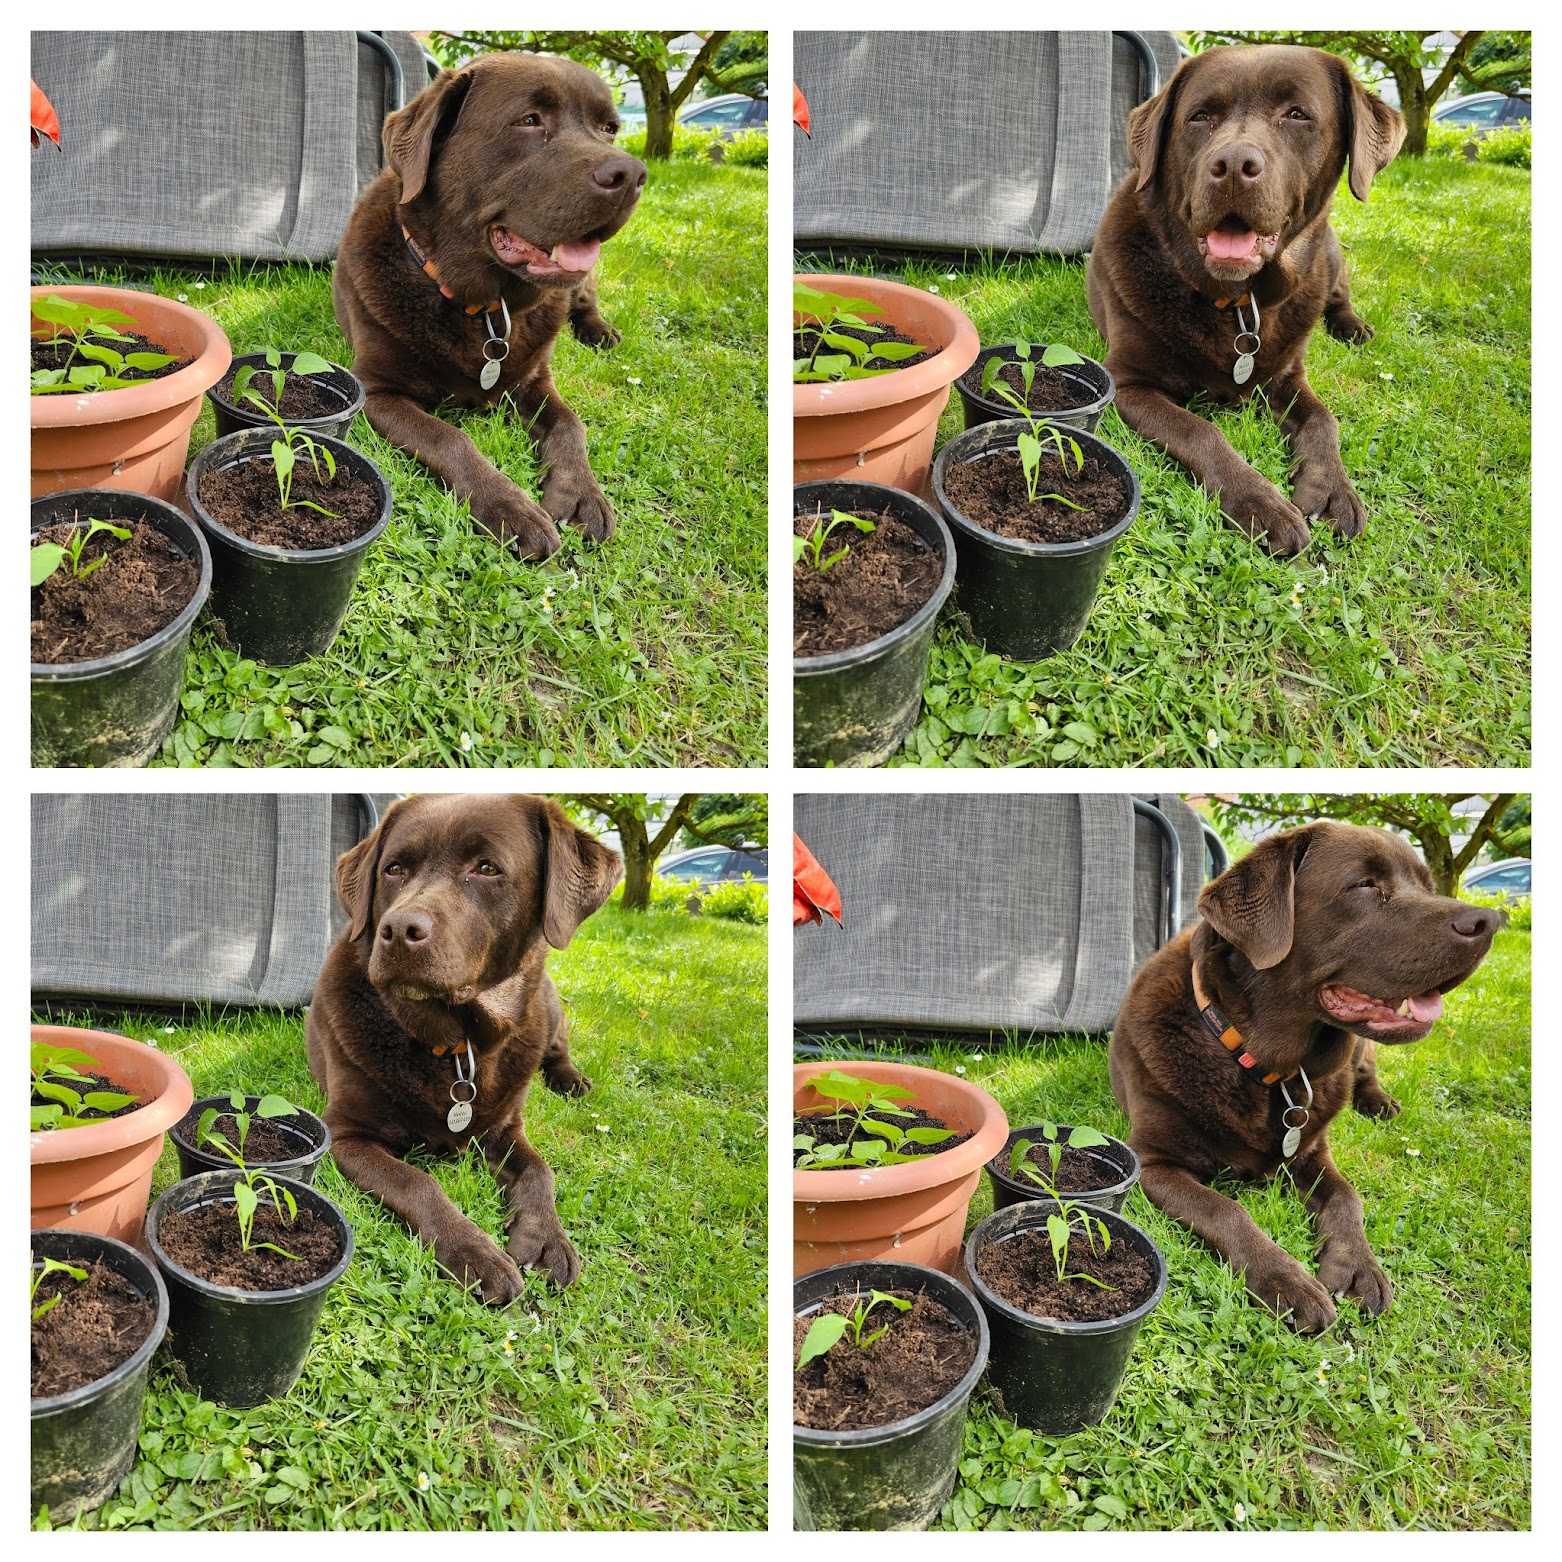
[1233,354,1255,386]
[1281,1124,1301,1157]
[479,359,502,390]
[447,1099,473,1132]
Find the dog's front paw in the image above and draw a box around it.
[1318,1240,1392,1315]
[1290,460,1367,539]
[1325,308,1374,345]
[542,471,617,543]
[543,1059,592,1097]
[507,1215,582,1286]
[472,481,562,560]
[1244,1251,1338,1333]
[1352,1082,1401,1119]
[435,1224,526,1305]
[570,312,622,350]
[1221,474,1311,557]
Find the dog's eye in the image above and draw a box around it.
[1189,109,1211,123]
[605,121,620,136]
[383,861,404,877]
[1349,878,1377,892]
[475,861,501,877]
[518,113,542,128]
[1286,107,1310,122]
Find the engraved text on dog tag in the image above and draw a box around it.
[448,1099,473,1132]
[479,359,502,391]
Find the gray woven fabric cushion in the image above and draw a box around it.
[31,794,389,1009]
[1131,794,1209,969]
[794,30,1181,256]
[31,31,428,263]
[794,792,1140,1036]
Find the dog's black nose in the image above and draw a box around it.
[1208,144,1266,185]
[593,153,646,193]
[1452,904,1501,940]
[379,909,433,947]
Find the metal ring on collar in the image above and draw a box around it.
[1282,1105,1309,1128]
[450,1079,478,1104]
[482,338,510,362]
[1234,331,1261,355]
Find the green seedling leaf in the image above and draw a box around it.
[75,341,127,369]
[865,340,926,363]
[792,535,808,564]
[31,543,65,587]
[35,1081,85,1111]
[797,1311,850,1368]
[821,331,870,362]
[289,350,333,376]
[81,1091,137,1113]
[1066,1126,1111,1150]
[256,1094,296,1119]
[1041,344,1086,367]
[904,1126,955,1145]
[271,441,296,484]
[31,1103,63,1130]
[68,364,106,387]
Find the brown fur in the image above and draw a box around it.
[1110,822,1498,1332]
[333,53,645,558]
[306,794,622,1303]
[1087,45,1405,555]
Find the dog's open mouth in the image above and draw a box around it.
[490,223,603,277]
[1197,216,1279,274]
[1317,982,1444,1039]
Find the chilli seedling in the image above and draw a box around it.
[31,518,132,588]
[230,346,335,421]
[229,350,343,518]
[793,281,929,383]
[978,357,1091,508]
[1042,1197,1117,1291]
[797,1289,912,1368]
[198,1094,305,1261]
[793,1068,955,1169]
[196,1090,298,1166]
[794,508,875,572]
[31,1041,138,1131]
[978,339,1086,407]
[31,1256,88,1322]
[1009,1122,1112,1191]
[30,293,178,394]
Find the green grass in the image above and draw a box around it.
[809,155,1530,766]
[38,908,766,1531]
[804,927,1530,1530]
[42,159,765,767]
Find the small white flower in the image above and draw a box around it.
[627,376,642,385]
[505,1329,518,1342]
[954,1065,966,1075]
[1406,1147,1421,1157]
[1343,1342,1356,1363]
[970,1052,985,1062]
[162,1025,175,1034]
[1233,1502,1246,1524]
[459,731,473,753]
[503,1341,515,1355]
[194,280,206,290]
[417,1471,431,1492]
[176,293,189,302]
[1207,728,1221,749]
[596,1122,611,1133]
[927,285,940,294]
[1379,371,1394,381]
[1437,1485,1449,1497]
[944,271,957,280]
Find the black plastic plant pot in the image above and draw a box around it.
[985,1125,1141,1215]
[933,418,1140,662]
[145,1169,354,1408]
[169,1096,332,1186]
[31,1227,170,1522]
[955,344,1115,435]
[206,352,366,441]
[185,428,392,665]
[965,1200,1166,1434]
[793,479,956,769]
[31,489,212,768]
[794,1258,989,1531]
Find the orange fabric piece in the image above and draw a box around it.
[792,82,810,136]
[31,80,60,146]
[793,833,841,926]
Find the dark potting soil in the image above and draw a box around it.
[158,1198,342,1290]
[794,1288,976,1431]
[31,520,199,665]
[30,1069,143,1124]
[793,508,942,657]
[31,1257,156,1399]
[944,447,1129,544]
[1001,1140,1123,1194]
[975,1225,1157,1323]
[960,358,1095,413]
[31,331,192,385]
[197,1113,305,1163]
[197,456,381,550]
[793,1105,971,1167]
[794,320,937,374]
[215,365,345,420]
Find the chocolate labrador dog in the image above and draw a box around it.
[306,794,622,1302]
[1087,45,1406,555]
[334,53,646,559]
[1111,822,1498,1332]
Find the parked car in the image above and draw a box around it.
[1463,858,1531,899]
[658,845,769,884]
[678,91,768,138]
[1433,90,1531,132]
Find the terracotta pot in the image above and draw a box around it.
[793,274,979,494]
[793,1061,1009,1277]
[30,1026,194,1244]
[31,285,232,501]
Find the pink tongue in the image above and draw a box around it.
[550,238,601,273]
[1406,991,1444,1024]
[1206,226,1258,261]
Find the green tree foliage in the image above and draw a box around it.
[680,794,768,851]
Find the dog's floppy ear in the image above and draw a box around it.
[383,66,477,204]
[1127,67,1182,192]
[537,799,623,950]
[1335,55,1405,201]
[1197,826,1317,970]
[335,802,400,941]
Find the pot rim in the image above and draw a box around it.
[29,1025,195,1164]
[207,351,366,427]
[29,1229,171,1415]
[985,1124,1142,1203]
[792,1060,1010,1204]
[29,491,213,680]
[791,1258,990,1447]
[933,417,1142,559]
[791,479,956,675]
[169,1094,332,1175]
[956,342,1116,420]
[186,427,393,563]
[965,1198,1168,1337]
[793,272,981,417]
[30,284,232,430]
[145,1168,355,1304]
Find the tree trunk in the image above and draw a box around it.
[640,72,675,159]
[1394,62,1431,157]
[618,819,654,910]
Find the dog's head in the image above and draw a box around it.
[383,52,646,290]
[334,794,622,1009]
[1197,820,1499,1044]
[1127,44,1404,287]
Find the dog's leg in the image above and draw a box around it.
[481,1124,581,1286]
[1349,1035,1401,1119]
[1139,1157,1338,1332]
[330,1129,525,1304]
[1112,378,1311,556]
[567,275,621,350]
[361,388,562,559]
[541,1013,592,1097]
[509,375,617,543]
[1287,1135,1392,1315]
[1322,260,1374,345]
[1268,368,1368,540]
